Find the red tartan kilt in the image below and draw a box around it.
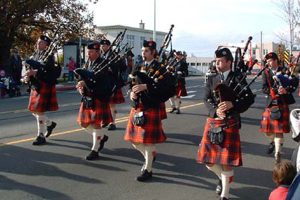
[110,88,125,104]
[28,82,58,112]
[160,102,167,120]
[124,105,166,144]
[77,98,113,128]
[197,118,242,167]
[176,80,187,97]
[260,103,290,133]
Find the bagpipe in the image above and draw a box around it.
[21,29,62,90]
[234,36,253,74]
[209,37,261,110]
[74,30,128,99]
[128,25,176,107]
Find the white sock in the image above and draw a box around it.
[274,137,283,154]
[132,143,145,157]
[84,126,94,135]
[35,114,46,137]
[221,170,234,199]
[91,129,102,151]
[144,145,155,172]
[44,115,52,126]
[206,164,222,179]
[110,104,116,124]
[175,98,181,109]
[169,97,175,108]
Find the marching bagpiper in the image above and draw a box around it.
[197,48,255,200]
[25,35,58,145]
[100,39,127,131]
[124,40,175,181]
[169,51,188,114]
[260,52,299,163]
[76,42,113,160]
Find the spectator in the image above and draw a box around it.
[9,49,22,85]
[66,57,76,83]
[269,161,296,200]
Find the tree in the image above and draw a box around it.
[0,0,98,74]
[274,0,300,53]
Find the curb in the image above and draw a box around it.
[56,84,76,91]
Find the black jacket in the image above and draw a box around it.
[131,60,175,108]
[262,67,298,107]
[204,70,255,118]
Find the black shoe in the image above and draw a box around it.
[98,135,109,152]
[176,108,181,114]
[107,123,116,131]
[86,150,99,160]
[45,121,57,138]
[267,142,275,154]
[136,170,152,182]
[32,135,46,145]
[216,178,222,196]
[169,107,176,113]
[102,123,108,128]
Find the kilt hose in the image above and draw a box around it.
[197,117,242,167]
[124,105,167,144]
[260,103,290,134]
[110,88,125,104]
[176,80,187,97]
[28,82,58,113]
[77,98,113,129]
[160,102,167,120]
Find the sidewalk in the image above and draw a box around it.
[19,81,76,95]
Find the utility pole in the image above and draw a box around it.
[153,0,157,42]
[260,31,263,63]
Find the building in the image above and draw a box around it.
[186,56,213,75]
[95,21,167,62]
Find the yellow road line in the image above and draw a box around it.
[0,102,203,147]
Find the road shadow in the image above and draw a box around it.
[102,146,274,199]
[0,174,72,200]
[0,144,125,198]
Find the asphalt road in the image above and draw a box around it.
[0,76,299,200]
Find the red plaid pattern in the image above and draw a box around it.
[260,103,290,133]
[176,80,187,97]
[197,118,242,167]
[160,102,167,120]
[110,88,125,104]
[77,98,113,128]
[28,82,58,112]
[124,105,166,144]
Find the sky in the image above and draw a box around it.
[88,0,288,57]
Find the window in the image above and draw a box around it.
[127,34,135,48]
[140,36,145,49]
[263,49,268,55]
[191,63,196,66]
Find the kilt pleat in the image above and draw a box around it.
[260,103,290,133]
[110,88,125,104]
[77,98,113,128]
[176,80,187,97]
[160,102,167,120]
[124,105,166,144]
[197,118,242,167]
[28,82,58,112]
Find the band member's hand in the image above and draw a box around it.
[130,91,138,100]
[76,81,86,95]
[132,84,147,93]
[218,101,233,112]
[278,86,287,94]
[26,69,37,77]
[216,108,226,119]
